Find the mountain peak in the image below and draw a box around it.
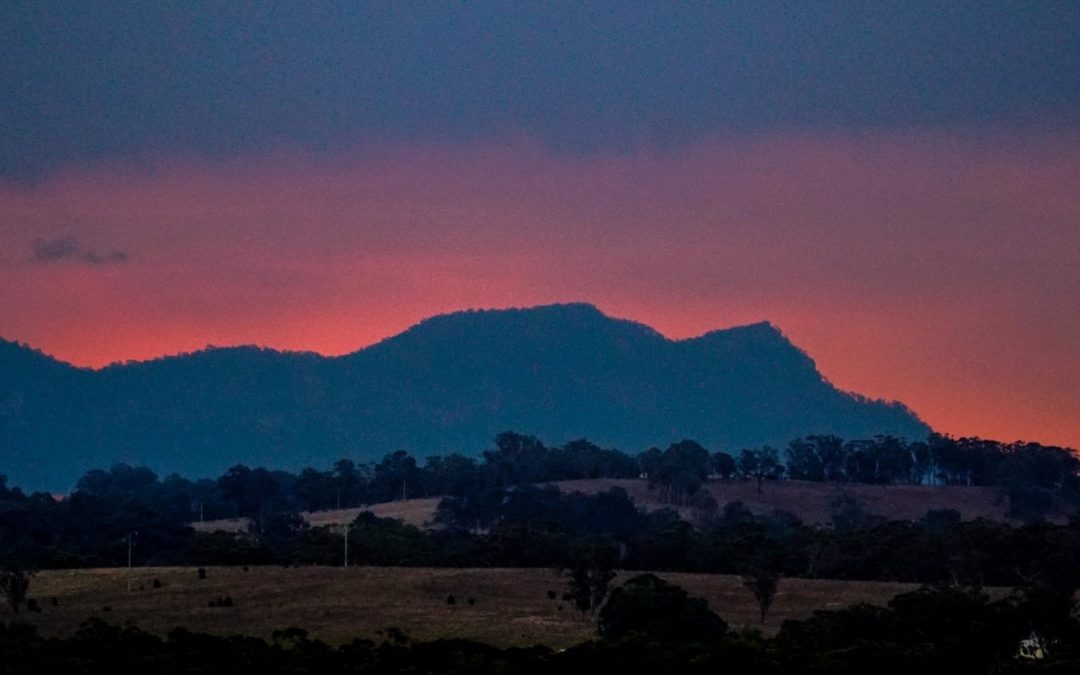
[416,301,606,326]
[693,320,782,338]
[369,302,666,353]
[1,305,930,490]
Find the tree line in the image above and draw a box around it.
[13,430,1076,524]
[56,433,641,524]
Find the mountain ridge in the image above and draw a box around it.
[0,304,790,371]
[0,303,929,490]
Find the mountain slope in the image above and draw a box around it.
[0,303,929,490]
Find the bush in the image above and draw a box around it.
[208,595,234,608]
[598,574,728,643]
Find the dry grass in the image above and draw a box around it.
[193,498,443,533]
[193,478,1006,533]
[5,567,922,647]
[315,498,442,528]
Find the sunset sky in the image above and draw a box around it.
[2,3,1079,448]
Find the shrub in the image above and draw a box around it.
[208,595,234,608]
[598,574,728,642]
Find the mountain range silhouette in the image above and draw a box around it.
[0,303,928,490]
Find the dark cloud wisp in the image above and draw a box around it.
[31,236,129,265]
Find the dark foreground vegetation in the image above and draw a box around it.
[3,432,1080,671]
[1,432,1079,583]
[8,486,1080,601]
[2,578,1079,674]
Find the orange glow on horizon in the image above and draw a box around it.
[2,133,1078,449]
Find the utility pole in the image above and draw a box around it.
[343,523,349,568]
[402,478,407,502]
[128,531,134,569]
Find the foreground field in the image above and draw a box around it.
[194,478,1007,533]
[9,567,919,647]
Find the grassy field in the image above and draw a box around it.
[6,567,920,647]
[194,478,1007,533]
[193,497,442,533]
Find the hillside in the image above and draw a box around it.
[564,478,1009,524]
[0,303,928,490]
[192,478,1008,533]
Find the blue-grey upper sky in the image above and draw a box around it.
[3,1,1080,178]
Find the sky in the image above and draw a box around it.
[1,2,1079,448]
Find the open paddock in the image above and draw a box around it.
[6,566,924,647]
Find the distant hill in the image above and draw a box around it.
[0,303,928,490]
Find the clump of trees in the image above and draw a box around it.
[561,538,618,617]
[639,440,711,504]
[598,573,729,642]
[0,568,33,615]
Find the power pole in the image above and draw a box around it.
[343,523,349,568]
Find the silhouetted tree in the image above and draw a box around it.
[643,440,711,505]
[0,567,33,615]
[742,567,781,623]
[371,451,412,501]
[562,538,618,617]
[739,447,783,493]
[710,451,737,479]
[423,454,481,497]
[598,574,728,642]
[826,491,881,533]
